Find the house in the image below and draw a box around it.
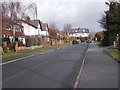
[2,16,24,43]
[40,22,49,37]
[70,28,89,37]
[40,21,49,41]
[21,17,49,41]
[21,17,42,37]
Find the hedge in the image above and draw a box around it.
[25,37,42,47]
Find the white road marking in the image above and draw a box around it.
[0,54,35,66]
[73,46,89,89]
[0,46,66,66]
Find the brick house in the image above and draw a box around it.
[2,16,24,43]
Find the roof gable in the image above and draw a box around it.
[41,22,48,31]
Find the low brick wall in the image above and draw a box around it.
[42,40,64,46]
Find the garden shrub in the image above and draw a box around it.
[2,38,10,44]
[26,37,42,46]
[37,37,42,45]
[3,46,9,53]
[34,37,39,46]
[26,37,34,47]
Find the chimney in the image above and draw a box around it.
[26,16,30,23]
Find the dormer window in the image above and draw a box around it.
[5,25,11,30]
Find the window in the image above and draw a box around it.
[83,30,85,32]
[75,30,78,32]
[14,25,20,32]
[5,25,11,30]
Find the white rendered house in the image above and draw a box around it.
[71,28,89,37]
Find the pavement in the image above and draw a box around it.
[78,42,119,88]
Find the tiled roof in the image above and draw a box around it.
[41,22,48,31]
[29,20,40,28]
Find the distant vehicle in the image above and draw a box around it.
[72,40,79,44]
[81,39,85,42]
[86,39,92,43]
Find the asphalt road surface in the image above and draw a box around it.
[2,42,88,88]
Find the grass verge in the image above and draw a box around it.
[36,43,68,50]
[2,52,20,58]
[105,49,120,61]
[1,43,68,58]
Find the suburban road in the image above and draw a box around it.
[2,42,88,88]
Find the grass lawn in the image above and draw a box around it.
[20,49,35,53]
[105,49,120,61]
[2,52,20,58]
[36,43,68,50]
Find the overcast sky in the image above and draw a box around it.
[34,0,109,33]
[4,0,110,33]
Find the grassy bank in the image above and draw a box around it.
[36,43,68,50]
[105,49,120,61]
[2,52,20,58]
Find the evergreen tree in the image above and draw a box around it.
[99,1,120,46]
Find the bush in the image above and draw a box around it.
[26,37,42,47]
[18,41,24,46]
[8,43,14,50]
[37,37,42,45]
[26,37,34,47]
[3,46,9,53]
[34,37,39,46]
[64,37,72,43]
[101,35,109,46]
[2,38,10,44]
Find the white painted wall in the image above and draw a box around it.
[41,27,49,36]
[71,33,89,37]
[22,22,37,36]
[41,31,48,36]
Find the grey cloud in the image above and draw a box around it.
[35,1,108,32]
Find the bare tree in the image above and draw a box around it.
[98,14,107,30]
[2,2,24,22]
[49,22,58,29]
[64,24,72,36]
[48,22,59,39]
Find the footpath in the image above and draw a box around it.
[78,42,119,88]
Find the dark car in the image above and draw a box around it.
[81,39,85,42]
[86,39,92,43]
[72,40,79,44]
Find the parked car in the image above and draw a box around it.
[86,39,92,43]
[81,39,85,42]
[72,40,79,44]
